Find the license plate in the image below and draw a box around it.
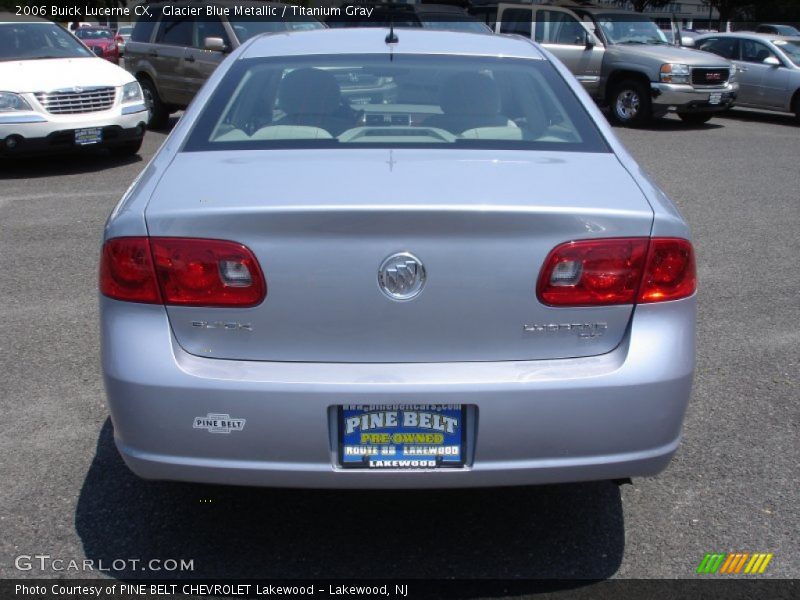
[339,405,465,469]
[708,92,722,105]
[75,127,103,146]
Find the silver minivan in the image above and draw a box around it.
[124,0,323,128]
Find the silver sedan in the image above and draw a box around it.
[695,32,800,121]
[100,28,696,488]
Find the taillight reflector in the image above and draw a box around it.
[100,237,266,307]
[638,238,696,304]
[99,237,161,304]
[537,237,695,306]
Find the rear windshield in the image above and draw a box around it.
[184,54,609,153]
[75,28,113,39]
[0,23,93,61]
[229,19,324,42]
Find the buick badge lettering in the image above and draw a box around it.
[523,322,608,339]
[378,252,426,301]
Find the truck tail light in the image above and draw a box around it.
[100,237,266,307]
[537,237,695,306]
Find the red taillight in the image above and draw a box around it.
[99,237,161,303]
[537,237,695,306]
[100,237,266,307]
[637,238,696,303]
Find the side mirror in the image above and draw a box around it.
[763,56,781,66]
[203,37,228,53]
[681,36,696,47]
[92,47,104,57]
[584,33,596,49]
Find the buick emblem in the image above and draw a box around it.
[378,252,426,301]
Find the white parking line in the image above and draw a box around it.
[0,190,124,208]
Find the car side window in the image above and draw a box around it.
[195,18,229,49]
[131,13,158,43]
[699,37,738,60]
[740,39,777,63]
[499,9,532,37]
[157,17,194,46]
[535,10,586,45]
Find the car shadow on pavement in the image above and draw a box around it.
[717,108,798,127]
[76,420,624,587]
[0,152,142,180]
[603,109,725,131]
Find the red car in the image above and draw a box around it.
[74,27,120,64]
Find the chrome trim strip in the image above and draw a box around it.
[0,114,47,124]
[121,104,148,115]
[576,75,601,83]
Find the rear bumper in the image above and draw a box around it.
[651,82,738,113]
[102,296,695,489]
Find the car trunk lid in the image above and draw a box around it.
[145,149,652,362]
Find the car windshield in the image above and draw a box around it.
[595,13,670,45]
[75,28,113,39]
[184,54,608,153]
[0,22,94,61]
[768,25,800,36]
[229,19,324,42]
[773,39,800,65]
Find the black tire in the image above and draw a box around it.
[139,77,169,130]
[677,112,713,125]
[608,79,652,127]
[793,94,800,125]
[109,139,143,157]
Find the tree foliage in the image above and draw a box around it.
[630,1,674,12]
[607,1,674,12]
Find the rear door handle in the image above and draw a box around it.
[148,51,159,58]
[185,55,196,63]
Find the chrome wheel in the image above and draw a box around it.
[615,89,640,122]
[139,79,169,129]
[143,86,154,114]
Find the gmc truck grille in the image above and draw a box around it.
[34,87,116,115]
[691,68,729,87]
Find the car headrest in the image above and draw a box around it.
[439,72,501,116]
[277,68,341,116]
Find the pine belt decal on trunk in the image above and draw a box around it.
[193,413,246,434]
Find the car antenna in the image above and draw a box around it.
[385,16,398,45]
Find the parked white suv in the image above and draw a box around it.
[0,16,148,157]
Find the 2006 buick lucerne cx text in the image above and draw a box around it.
[99,28,696,488]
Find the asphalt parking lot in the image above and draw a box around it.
[0,109,797,584]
